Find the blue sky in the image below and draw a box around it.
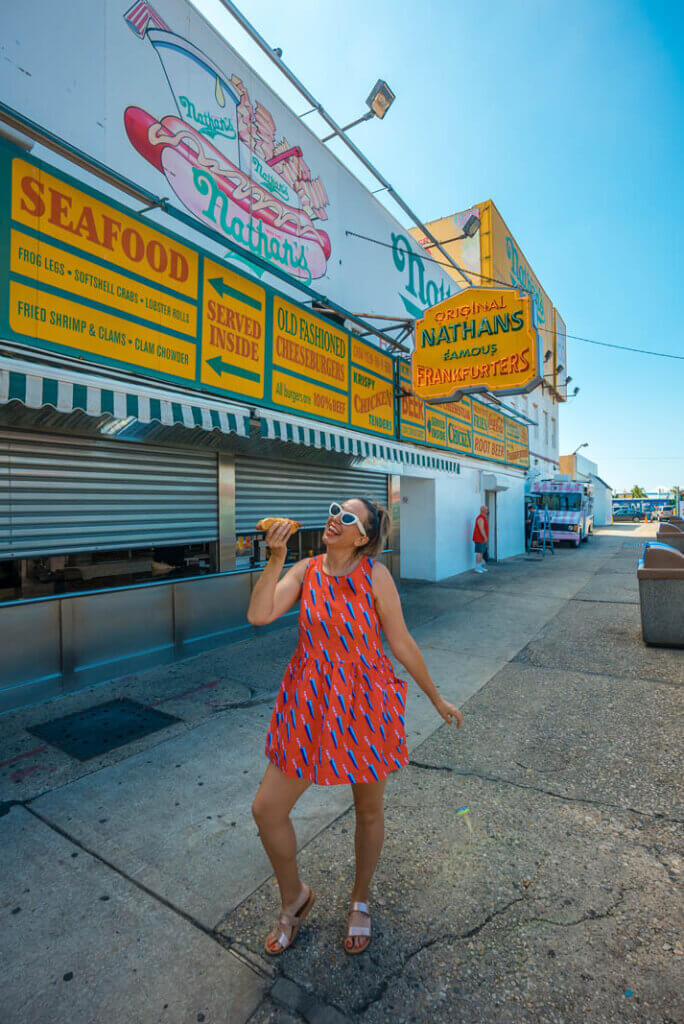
[195,0,683,492]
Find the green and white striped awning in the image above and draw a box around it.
[259,409,460,474]
[0,354,251,437]
[0,353,460,473]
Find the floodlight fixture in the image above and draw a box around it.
[461,214,481,238]
[321,79,396,142]
[366,79,396,120]
[424,214,481,249]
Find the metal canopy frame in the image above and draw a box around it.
[213,0,475,288]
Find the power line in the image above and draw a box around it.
[345,230,684,363]
[536,325,684,361]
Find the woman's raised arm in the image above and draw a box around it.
[372,561,462,727]
[247,521,309,626]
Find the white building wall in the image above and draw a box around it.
[495,473,527,559]
[434,472,478,576]
[400,462,526,581]
[399,477,436,580]
[509,386,560,475]
[592,483,613,526]
[564,454,613,526]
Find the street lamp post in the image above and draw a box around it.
[321,79,396,142]
[422,214,481,249]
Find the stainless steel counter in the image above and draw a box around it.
[0,552,393,714]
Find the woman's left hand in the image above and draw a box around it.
[434,698,462,727]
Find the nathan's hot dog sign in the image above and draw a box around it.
[122,4,331,286]
[412,286,541,402]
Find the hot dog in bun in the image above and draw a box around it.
[256,517,302,534]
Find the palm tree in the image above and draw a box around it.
[630,485,647,498]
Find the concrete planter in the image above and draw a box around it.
[637,542,684,648]
[656,523,684,554]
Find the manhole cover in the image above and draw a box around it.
[27,698,181,761]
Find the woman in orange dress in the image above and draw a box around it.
[248,498,462,955]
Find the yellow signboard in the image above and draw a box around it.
[436,396,472,425]
[11,230,197,338]
[400,390,427,428]
[200,258,266,400]
[473,433,506,461]
[271,369,349,424]
[413,286,540,401]
[446,419,473,454]
[9,279,197,379]
[7,149,416,445]
[350,367,395,436]
[398,358,527,465]
[399,420,426,443]
[504,418,530,467]
[350,336,394,381]
[472,401,504,440]
[273,297,348,391]
[12,159,198,299]
[425,408,448,447]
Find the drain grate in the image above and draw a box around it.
[27,698,181,761]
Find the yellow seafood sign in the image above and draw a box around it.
[413,286,540,401]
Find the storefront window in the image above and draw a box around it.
[236,526,326,571]
[1,542,218,603]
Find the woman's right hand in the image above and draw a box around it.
[265,520,293,559]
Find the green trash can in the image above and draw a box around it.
[637,542,684,648]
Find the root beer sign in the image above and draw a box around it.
[412,286,541,401]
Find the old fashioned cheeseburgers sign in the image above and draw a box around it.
[412,286,541,402]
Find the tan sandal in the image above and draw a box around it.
[264,887,315,956]
[344,900,372,955]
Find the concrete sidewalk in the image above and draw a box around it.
[2,525,682,1023]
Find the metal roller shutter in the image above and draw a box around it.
[0,431,218,558]
[235,458,388,532]
[0,443,9,557]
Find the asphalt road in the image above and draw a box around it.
[1,524,682,1024]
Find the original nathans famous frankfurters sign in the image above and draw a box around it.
[412,286,541,402]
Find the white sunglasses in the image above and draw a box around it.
[328,501,367,537]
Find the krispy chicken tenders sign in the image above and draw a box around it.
[413,286,541,402]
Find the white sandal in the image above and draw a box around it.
[345,900,372,955]
[264,887,315,956]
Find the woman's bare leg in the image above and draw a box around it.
[347,777,388,950]
[252,761,311,951]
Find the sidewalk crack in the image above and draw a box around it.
[407,760,682,823]
[354,896,528,1015]
[527,892,626,928]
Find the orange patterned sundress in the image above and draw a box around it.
[265,555,409,785]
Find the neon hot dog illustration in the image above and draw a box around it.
[122,4,331,283]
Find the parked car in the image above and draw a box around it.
[613,505,643,523]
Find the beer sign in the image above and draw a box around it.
[412,286,541,402]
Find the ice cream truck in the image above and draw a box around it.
[529,479,594,547]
